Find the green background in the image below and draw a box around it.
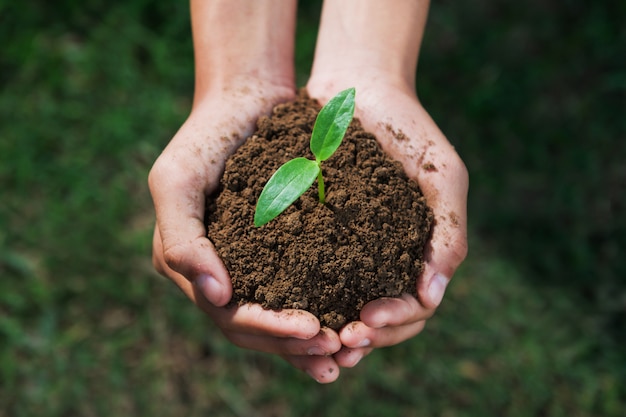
[1,1,624,415]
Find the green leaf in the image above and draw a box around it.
[254,157,320,227]
[310,87,356,162]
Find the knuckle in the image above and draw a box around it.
[162,243,191,275]
[148,156,192,195]
[147,159,167,194]
[442,152,469,192]
[151,232,167,276]
[152,250,166,276]
[449,152,469,179]
[451,235,469,265]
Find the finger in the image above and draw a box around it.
[283,354,340,384]
[359,293,433,328]
[207,303,322,340]
[149,148,232,307]
[152,241,323,340]
[223,327,342,356]
[152,224,231,307]
[333,346,374,368]
[417,152,468,308]
[417,116,468,308]
[339,319,427,349]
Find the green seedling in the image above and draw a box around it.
[254,87,356,227]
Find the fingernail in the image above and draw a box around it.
[428,273,449,306]
[195,274,224,306]
[307,346,326,356]
[356,338,371,348]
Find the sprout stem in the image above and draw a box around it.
[254,88,354,226]
[317,165,325,204]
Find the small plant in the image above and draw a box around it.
[254,87,356,227]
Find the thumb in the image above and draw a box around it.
[153,225,232,307]
[417,164,468,310]
[418,221,468,309]
[149,157,232,307]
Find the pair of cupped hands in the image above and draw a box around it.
[148,74,468,383]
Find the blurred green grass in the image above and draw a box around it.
[1,0,624,415]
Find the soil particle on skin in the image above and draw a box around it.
[384,123,409,141]
[206,90,433,330]
[423,162,438,172]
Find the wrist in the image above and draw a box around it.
[306,71,417,109]
[307,69,413,90]
[191,0,296,101]
[309,0,430,91]
[192,76,296,110]
[309,50,415,95]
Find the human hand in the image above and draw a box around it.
[149,85,348,383]
[147,0,355,383]
[307,77,468,367]
[152,228,344,383]
[305,0,468,367]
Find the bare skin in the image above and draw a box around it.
[307,0,468,372]
[150,0,344,384]
[149,0,467,384]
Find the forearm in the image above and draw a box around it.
[191,0,297,104]
[310,0,430,91]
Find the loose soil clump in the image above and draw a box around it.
[206,91,433,330]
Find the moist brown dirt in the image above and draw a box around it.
[206,91,433,330]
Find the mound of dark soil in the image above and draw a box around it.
[206,91,433,330]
